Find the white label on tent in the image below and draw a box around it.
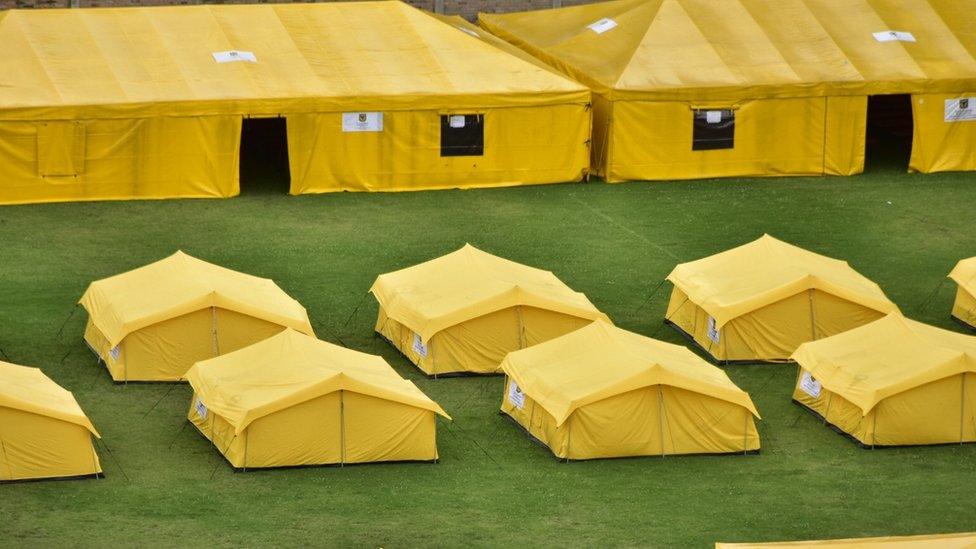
[706,316,720,344]
[412,333,429,358]
[508,379,526,410]
[945,98,976,122]
[109,345,121,361]
[449,115,466,129]
[873,31,916,43]
[212,50,257,63]
[195,398,208,420]
[342,112,384,132]
[456,25,480,38]
[705,110,723,124]
[587,18,618,34]
[800,371,822,398]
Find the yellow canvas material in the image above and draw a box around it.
[0,361,101,481]
[950,257,976,329]
[370,244,610,375]
[499,321,759,459]
[0,2,591,205]
[479,0,976,180]
[79,251,314,382]
[716,532,976,548]
[791,313,976,446]
[665,235,898,362]
[185,329,448,468]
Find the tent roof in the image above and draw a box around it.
[500,320,758,426]
[666,235,897,327]
[716,532,976,548]
[370,244,610,342]
[79,251,314,347]
[478,0,976,100]
[0,361,99,437]
[950,256,976,296]
[0,1,588,121]
[185,329,449,434]
[791,313,976,415]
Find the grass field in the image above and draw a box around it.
[1,154,975,547]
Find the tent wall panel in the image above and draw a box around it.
[952,287,976,328]
[342,391,437,463]
[376,305,593,375]
[607,97,863,182]
[911,93,976,174]
[794,369,976,446]
[500,376,568,456]
[287,104,590,194]
[501,378,757,459]
[93,307,289,382]
[0,406,101,481]
[189,390,438,468]
[0,116,240,205]
[667,287,887,362]
[823,96,867,176]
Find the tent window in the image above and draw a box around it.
[37,121,86,177]
[440,114,484,157]
[692,109,734,151]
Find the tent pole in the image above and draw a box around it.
[961,372,967,445]
[823,393,833,426]
[807,289,817,341]
[658,385,666,458]
[243,430,248,472]
[340,390,346,467]
[516,306,525,350]
[211,306,219,357]
[871,411,877,450]
[742,412,748,455]
[564,415,571,463]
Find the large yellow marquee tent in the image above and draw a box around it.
[716,532,976,549]
[371,244,609,376]
[80,251,314,382]
[792,313,976,447]
[665,235,898,363]
[0,361,101,482]
[950,257,976,330]
[0,1,590,205]
[185,329,449,468]
[499,320,760,460]
[480,0,976,182]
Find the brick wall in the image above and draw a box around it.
[0,0,600,21]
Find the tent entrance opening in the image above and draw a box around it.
[865,94,913,172]
[239,117,290,195]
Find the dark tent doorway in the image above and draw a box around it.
[865,94,914,173]
[239,117,291,195]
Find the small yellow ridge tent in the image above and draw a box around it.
[371,244,610,376]
[499,320,760,459]
[950,257,976,330]
[479,0,976,182]
[185,329,449,468]
[792,313,976,447]
[665,235,898,363]
[0,361,101,482]
[80,251,314,382]
[0,1,591,205]
[716,532,976,548]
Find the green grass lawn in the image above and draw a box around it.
[1,158,975,547]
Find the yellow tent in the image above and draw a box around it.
[499,320,760,460]
[792,313,976,447]
[80,251,314,382]
[371,244,610,376]
[716,532,976,548]
[950,257,976,330]
[0,361,101,482]
[479,0,976,182]
[185,329,449,468]
[0,2,591,205]
[665,235,898,363]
